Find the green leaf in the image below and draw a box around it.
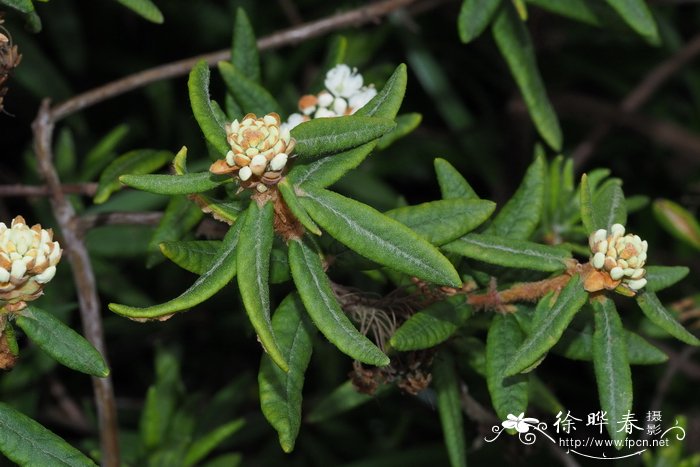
[593,180,627,231]
[645,266,689,292]
[484,154,545,239]
[189,193,243,225]
[237,202,288,372]
[115,0,164,23]
[526,0,602,26]
[492,3,562,150]
[94,149,172,204]
[505,275,588,375]
[386,199,496,246]
[189,61,231,158]
[287,142,377,189]
[109,213,245,320]
[486,314,529,421]
[288,238,389,366]
[139,350,181,448]
[389,296,471,351]
[306,380,390,423]
[291,116,396,161]
[443,233,571,272]
[377,113,422,150]
[636,291,700,346]
[579,173,595,233]
[433,353,467,467]
[278,179,321,236]
[55,128,77,179]
[311,36,348,90]
[300,187,461,287]
[16,306,109,377]
[354,64,407,119]
[160,240,221,274]
[81,124,130,181]
[434,158,478,200]
[0,0,34,14]
[605,0,658,41]
[183,419,245,467]
[120,172,231,195]
[0,402,97,466]
[231,8,260,83]
[147,196,203,267]
[259,294,314,453]
[218,61,281,116]
[458,0,502,43]
[653,199,700,250]
[591,298,632,447]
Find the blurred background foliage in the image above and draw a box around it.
[2,0,700,465]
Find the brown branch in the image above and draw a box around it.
[49,0,418,122]
[572,33,700,169]
[466,273,573,312]
[0,183,97,198]
[32,100,121,467]
[555,94,700,165]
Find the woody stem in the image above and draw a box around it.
[466,273,574,312]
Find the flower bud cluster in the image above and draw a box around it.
[281,64,377,132]
[0,216,61,311]
[586,223,647,293]
[210,112,295,193]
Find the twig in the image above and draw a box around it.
[0,183,97,198]
[77,211,163,236]
[49,0,418,122]
[555,94,700,165]
[32,100,121,466]
[572,33,700,169]
[47,376,92,434]
[277,0,304,25]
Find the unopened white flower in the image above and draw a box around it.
[325,64,364,98]
[348,86,377,112]
[314,107,336,119]
[585,223,648,293]
[209,112,295,191]
[0,216,62,312]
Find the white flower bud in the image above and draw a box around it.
[239,166,252,181]
[269,153,288,172]
[325,64,364,98]
[317,90,333,108]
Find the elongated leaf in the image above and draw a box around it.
[645,266,689,292]
[310,36,348,91]
[109,213,245,319]
[505,275,588,375]
[443,233,571,272]
[0,0,34,14]
[354,64,407,119]
[16,306,109,377]
[377,113,422,150]
[485,154,545,239]
[160,240,221,274]
[115,0,163,23]
[287,142,377,189]
[81,124,130,181]
[579,173,595,233]
[120,172,231,195]
[190,193,243,225]
[433,353,467,467]
[653,199,700,250]
[300,188,461,287]
[189,61,231,157]
[0,402,97,466]
[288,238,389,366]
[458,0,502,43]
[386,199,496,246]
[593,180,626,231]
[492,4,562,150]
[218,61,281,116]
[389,297,471,351]
[306,381,390,423]
[434,158,478,200]
[636,291,700,346]
[183,419,245,467]
[291,116,396,160]
[526,0,603,26]
[231,8,260,83]
[487,314,529,421]
[591,298,632,446]
[278,179,321,236]
[140,350,181,448]
[259,294,314,453]
[147,196,203,267]
[605,0,658,41]
[94,149,172,204]
[237,202,287,371]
